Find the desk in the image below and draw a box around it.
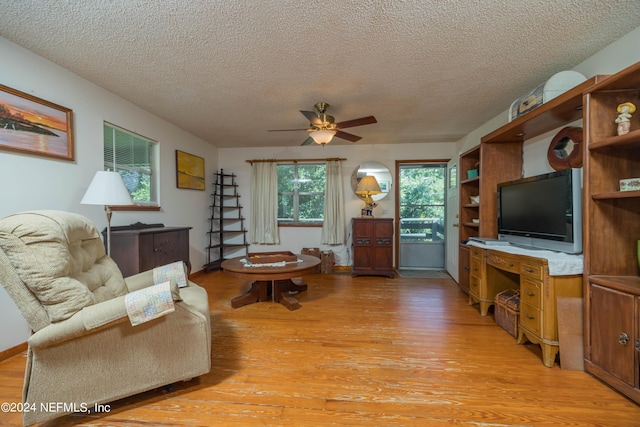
[221,254,320,311]
[467,243,583,367]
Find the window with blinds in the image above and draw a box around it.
[103,123,158,205]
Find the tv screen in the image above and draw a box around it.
[497,169,582,253]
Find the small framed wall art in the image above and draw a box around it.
[176,150,205,190]
[0,83,74,161]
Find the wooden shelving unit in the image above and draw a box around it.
[583,61,640,404]
[458,146,480,242]
[457,138,522,293]
[204,169,249,272]
[456,75,603,294]
[481,78,600,144]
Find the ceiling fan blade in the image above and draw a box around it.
[301,136,315,146]
[336,115,377,129]
[335,130,362,142]
[267,128,308,132]
[300,110,322,126]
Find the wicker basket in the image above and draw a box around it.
[320,251,334,274]
[495,289,520,338]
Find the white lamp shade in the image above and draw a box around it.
[81,171,134,206]
[355,175,382,195]
[310,129,337,144]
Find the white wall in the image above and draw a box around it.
[219,142,455,266]
[456,25,640,175]
[0,37,217,352]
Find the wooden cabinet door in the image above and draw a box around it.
[590,284,636,386]
[373,219,393,270]
[155,230,190,267]
[353,219,374,272]
[353,242,373,271]
[140,230,190,271]
[353,218,373,238]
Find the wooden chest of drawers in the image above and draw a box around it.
[515,255,582,368]
[105,224,192,278]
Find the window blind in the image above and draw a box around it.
[103,123,157,205]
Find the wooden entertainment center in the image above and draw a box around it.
[459,60,640,403]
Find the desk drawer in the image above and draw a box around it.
[471,258,482,276]
[520,302,541,336]
[470,275,481,295]
[520,261,544,280]
[487,252,520,274]
[521,278,541,309]
[471,247,484,259]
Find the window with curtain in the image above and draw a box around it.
[277,163,326,224]
[103,122,158,205]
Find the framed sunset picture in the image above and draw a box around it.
[0,83,74,161]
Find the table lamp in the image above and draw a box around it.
[355,175,382,217]
[81,171,133,256]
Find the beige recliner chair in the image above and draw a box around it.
[0,211,211,426]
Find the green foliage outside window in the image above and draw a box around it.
[103,123,156,205]
[399,166,446,242]
[278,163,326,224]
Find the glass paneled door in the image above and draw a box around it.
[398,163,446,269]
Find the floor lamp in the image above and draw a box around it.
[81,171,133,256]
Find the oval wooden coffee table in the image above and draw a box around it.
[221,254,320,311]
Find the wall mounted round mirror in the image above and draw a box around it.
[351,161,392,202]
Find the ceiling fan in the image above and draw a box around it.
[268,102,377,146]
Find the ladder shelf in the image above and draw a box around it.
[204,169,249,272]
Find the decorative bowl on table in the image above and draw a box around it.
[247,251,297,264]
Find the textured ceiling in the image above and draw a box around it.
[1,1,639,148]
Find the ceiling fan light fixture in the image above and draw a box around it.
[310,129,337,145]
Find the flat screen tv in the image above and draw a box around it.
[497,168,582,254]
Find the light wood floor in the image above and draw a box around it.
[1,271,639,426]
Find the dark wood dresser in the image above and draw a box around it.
[104,223,192,277]
[352,218,394,278]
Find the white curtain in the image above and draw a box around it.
[321,160,345,244]
[250,162,280,244]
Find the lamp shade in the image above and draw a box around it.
[310,129,337,145]
[81,171,133,206]
[355,175,382,195]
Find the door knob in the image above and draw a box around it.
[619,332,629,346]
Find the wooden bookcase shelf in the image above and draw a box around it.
[460,176,480,185]
[589,275,640,294]
[591,190,640,200]
[589,128,640,150]
[457,137,522,294]
[481,76,602,144]
[583,60,640,405]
